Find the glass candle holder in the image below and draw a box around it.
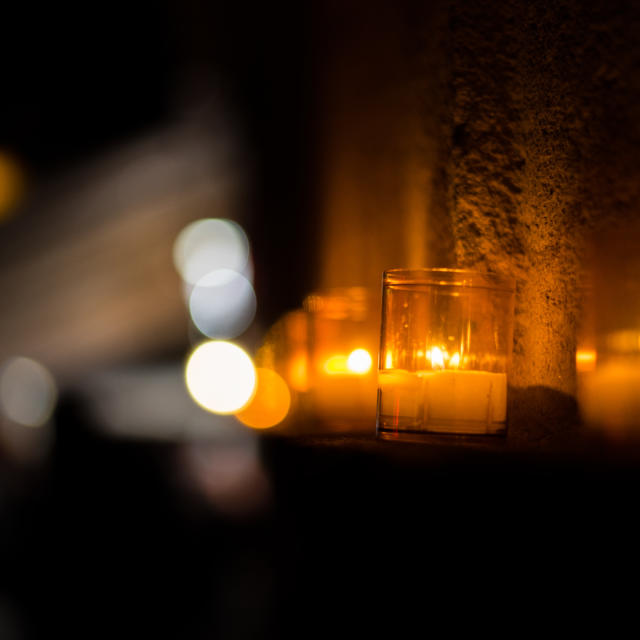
[377,268,515,440]
[254,309,309,431]
[304,287,379,432]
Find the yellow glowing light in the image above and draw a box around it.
[324,354,349,374]
[385,352,393,369]
[347,348,372,374]
[0,357,57,427]
[236,368,291,429]
[449,352,460,369]
[173,218,250,286]
[431,346,445,369]
[185,341,256,414]
[576,349,597,373]
[323,350,372,375]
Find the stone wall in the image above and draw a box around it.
[314,0,640,443]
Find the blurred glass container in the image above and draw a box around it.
[254,309,309,430]
[577,225,640,437]
[377,268,515,440]
[303,287,379,432]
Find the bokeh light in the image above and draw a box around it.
[235,368,291,429]
[189,269,257,339]
[576,349,597,373]
[288,353,308,392]
[0,151,24,221]
[185,341,256,414]
[324,349,373,375]
[346,348,373,374]
[173,218,250,285]
[0,357,57,427]
[323,354,349,375]
[255,309,309,392]
[430,346,445,369]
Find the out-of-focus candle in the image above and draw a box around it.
[304,287,379,431]
[310,347,377,426]
[579,358,640,434]
[576,224,640,437]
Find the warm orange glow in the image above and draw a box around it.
[324,354,349,374]
[576,349,597,373]
[324,349,372,375]
[449,352,460,369]
[235,368,291,429]
[384,352,393,369]
[346,348,372,374]
[0,151,24,220]
[288,353,308,392]
[431,346,445,369]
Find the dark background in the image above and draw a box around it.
[0,0,318,324]
[1,3,322,637]
[1,2,639,638]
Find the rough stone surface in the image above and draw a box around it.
[315,0,640,443]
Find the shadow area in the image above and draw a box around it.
[507,384,581,449]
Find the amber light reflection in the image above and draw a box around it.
[235,367,291,429]
[323,348,373,375]
[576,349,597,373]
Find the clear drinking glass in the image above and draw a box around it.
[377,268,515,440]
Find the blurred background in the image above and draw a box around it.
[4,1,639,637]
[0,2,324,638]
[0,1,427,638]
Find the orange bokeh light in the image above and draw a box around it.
[0,151,24,221]
[235,367,291,429]
[576,349,597,373]
[288,352,308,392]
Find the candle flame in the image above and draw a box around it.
[431,346,444,369]
[324,349,373,375]
[576,349,597,373]
[385,352,393,369]
[449,352,460,369]
[347,348,373,374]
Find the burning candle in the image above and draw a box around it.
[579,360,640,433]
[378,368,506,433]
[376,269,515,439]
[576,330,640,435]
[304,287,379,431]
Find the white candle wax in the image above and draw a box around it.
[424,370,506,431]
[377,370,427,424]
[378,369,507,433]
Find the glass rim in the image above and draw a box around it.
[303,286,371,319]
[383,267,515,292]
